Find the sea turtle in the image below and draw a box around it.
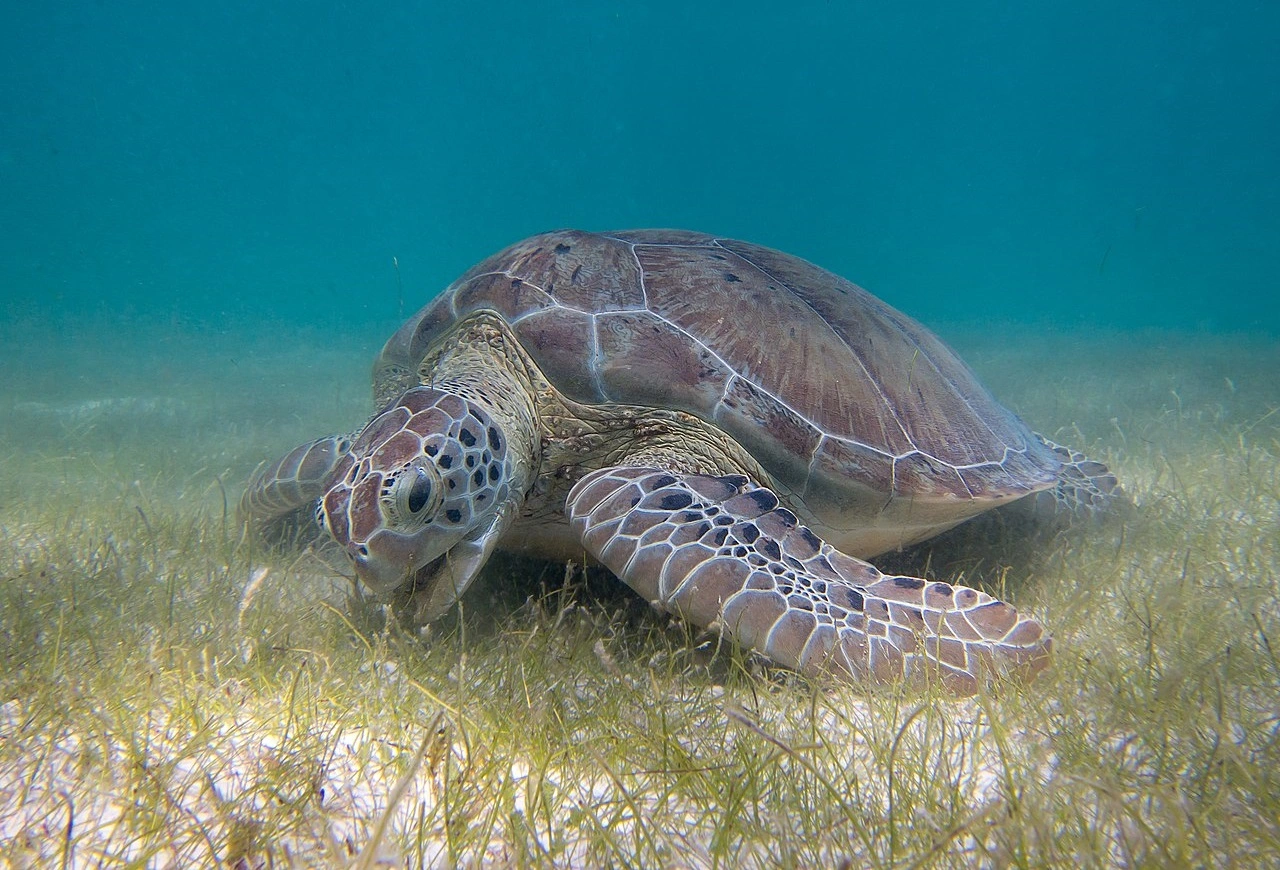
[242,229,1117,694]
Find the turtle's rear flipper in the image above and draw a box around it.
[566,466,1051,695]
[240,435,353,541]
[1034,434,1121,516]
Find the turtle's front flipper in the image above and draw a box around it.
[1035,434,1121,515]
[567,467,1051,694]
[240,435,353,534]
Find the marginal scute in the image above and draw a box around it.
[892,451,969,498]
[714,376,823,481]
[810,437,896,505]
[400,297,455,378]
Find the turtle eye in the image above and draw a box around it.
[383,459,443,527]
[406,469,433,514]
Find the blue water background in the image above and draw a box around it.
[2,1,1277,334]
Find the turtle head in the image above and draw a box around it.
[319,386,515,620]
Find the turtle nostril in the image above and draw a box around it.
[346,542,369,562]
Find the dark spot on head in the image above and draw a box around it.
[782,555,803,571]
[770,563,784,574]
[466,455,476,468]
[651,474,677,490]
[758,539,782,561]
[658,491,693,511]
[489,464,501,482]
[438,454,453,469]
[488,427,502,451]
[510,278,522,290]
[482,450,492,463]
[724,272,741,283]
[679,510,702,522]
[746,489,780,513]
[710,527,728,546]
[447,479,456,490]
[734,546,748,558]
[738,523,760,543]
[929,582,954,596]
[477,493,486,503]
[555,243,571,254]
[459,427,477,447]
[799,527,822,552]
[842,588,865,611]
[472,469,485,486]
[446,508,463,523]
[892,577,926,590]
[775,508,798,526]
[425,443,439,456]
[714,514,735,526]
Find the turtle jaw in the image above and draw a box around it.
[346,509,516,625]
[343,527,464,600]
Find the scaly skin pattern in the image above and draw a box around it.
[241,435,353,529]
[567,466,1050,694]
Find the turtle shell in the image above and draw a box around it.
[376,230,1060,546]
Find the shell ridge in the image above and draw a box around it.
[622,240,651,310]
[587,310,612,402]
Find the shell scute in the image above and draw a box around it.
[512,307,604,403]
[596,309,733,410]
[488,229,644,313]
[452,272,555,324]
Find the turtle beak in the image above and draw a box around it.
[354,500,520,624]
[345,530,448,597]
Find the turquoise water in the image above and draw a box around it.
[2,1,1277,334]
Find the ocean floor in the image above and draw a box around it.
[1,313,1277,867]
